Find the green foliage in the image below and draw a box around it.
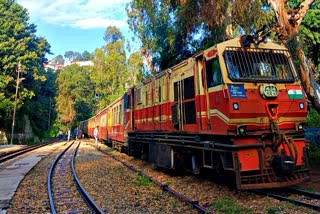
[127,0,193,70]
[0,0,51,140]
[91,26,130,109]
[298,0,320,69]
[52,55,64,65]
[232,0,273,34]
[132,173,154,187]
[20,69,57,139]
[56,64,95,127]
[126,0,274,71]
[306,107,320,127]
[211,197,253,214]
[308,143,320,166]
[127,51,144,86]
[267,207,281,214]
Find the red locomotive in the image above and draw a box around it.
[81,36,310,190]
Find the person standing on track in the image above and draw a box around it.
[74,126,78,140]
[67,128,71,142]
[94,125,99,146]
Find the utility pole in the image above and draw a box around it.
[10,62,21,145]
[48,97,51,130]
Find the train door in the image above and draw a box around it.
[171,72,196,131]
[129,88,135,130]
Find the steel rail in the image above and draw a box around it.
[251,189,320,211]
[47,142,74,214]
[287,187,320,200]
[0,143,50,163]
[112,155,212,214]
[71,142,105,214]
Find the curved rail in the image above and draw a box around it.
[47,142,104,214]
[71,142,105,214]
[47,142,74,213]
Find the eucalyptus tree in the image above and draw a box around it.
[127,51,145,86]
[126,0,190,71]
[0,0,51,140]
[298,0,320,72]
[55,64,95,127]
[266,0,320,113]
[91,26,128,109]
[126,0,270,71]
[127,0,319,112]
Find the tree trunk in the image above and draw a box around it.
[141,49,157,77]
[297,48,320,112]
[267,0,320,113]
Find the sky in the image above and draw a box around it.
[17,0,138,60]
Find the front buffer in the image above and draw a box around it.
[233,137,310,189]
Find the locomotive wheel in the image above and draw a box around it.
[213,156,226,182]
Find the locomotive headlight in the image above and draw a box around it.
[296,123,304,132]
[233,103,239,110]
[236,125,247,136]
[299,102,304,109]
[259,84,278,99]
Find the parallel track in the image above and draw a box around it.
[0,144,49,164]
[110,152,211,213]
[47,141,104,214]
[251,188,320,211]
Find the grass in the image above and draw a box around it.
[132,173,154,187]
[267,207,281,214]
[210,197,253,214]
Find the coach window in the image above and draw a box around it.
[174,81,179,102]
[112,108,114,125]
[119,104,122,124]
[137,87,142,104]
[159,85,162,121]
[145,87,148,106]
[206,58,222,87]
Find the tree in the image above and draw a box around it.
[299,0,320,72]
[127,0,320,113]
[52,55,65,65]
[20,69,57,139]
[91,26,128,109]
[64,51,76,62]
[126,0,270,71]
[0,0,51,141]
[55,64,95,127]
[267,0,320,113]
[127,0,190,71]
[127,51,145,86]
[82,50,93,61]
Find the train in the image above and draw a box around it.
[80,34,310,190]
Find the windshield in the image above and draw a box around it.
[223,47,295,83]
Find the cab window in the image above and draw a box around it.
[206,58,222,87]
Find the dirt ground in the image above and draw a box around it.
[299,166,320,191]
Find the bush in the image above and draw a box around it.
[306,107,320,128]
[308,143,320,166]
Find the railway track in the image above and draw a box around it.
[251,187,320,211]
[0,144,49,164]
[47,141,104,214]
[113,156,210,213]
[92,144,212,214]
